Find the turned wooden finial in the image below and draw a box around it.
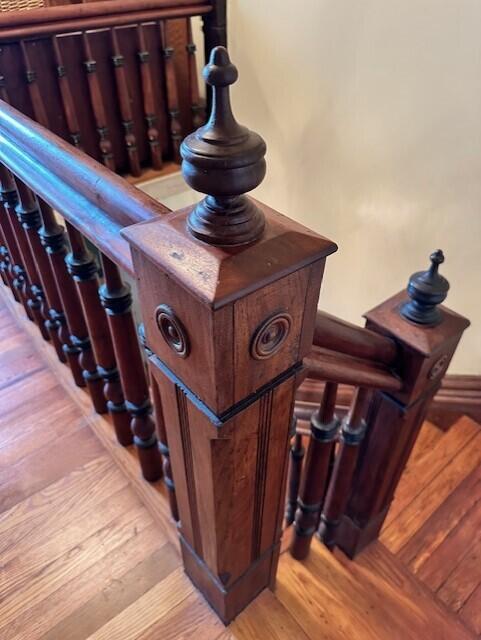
[180,46,266,246]
[400,249,450,325]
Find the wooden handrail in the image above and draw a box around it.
[305,346,402,391]
[0,0,212,32]
[314,309,398,366]
[0,100,167,273]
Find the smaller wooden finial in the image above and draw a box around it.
[400,249,450,325]
[181,46,266,246]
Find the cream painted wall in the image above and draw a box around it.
[198,0,478,374]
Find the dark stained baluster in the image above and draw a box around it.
[0,171,29,310]
[291,382,340,559]
[318,386,370,550]
[51,35,82,149]
[0,223,9,287]
[150,365,178,517]
[99,255,162,481]
[11,178,69,361]
[159,20,182,162]
[186,18,205,129]
[110,28,141,177]
[81,31,116,171]
[38,200,98,388]
[136,23,163,170]
[9,181,52,341]
[36,200,105,409]
[285,420,305,527]
[65,222,131,445]
[20,40,49,128]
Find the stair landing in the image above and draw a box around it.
[1,287,480,639]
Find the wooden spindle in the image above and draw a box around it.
[318,386,370,550]
[291,381,340,559]
[150,370,178,518]
[109,28,141,177]
[65,222,132,445]
[136,23,163,170]
[0,173,26,307]
[99,254,162,481]
[51,35,82,148]
[81,31,116,171]
[10,181,52,342]
[284,420,305,527]
[159,20,182,162]
[36,198,106,407]
[186,18,205,129]
[12,178,72,362]
[19,40,49,128]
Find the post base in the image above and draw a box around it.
[335,508,389,559]
[180,535,280,624]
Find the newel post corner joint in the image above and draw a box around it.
[336,250,470,558]
[122,47,337,623]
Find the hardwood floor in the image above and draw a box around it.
[1,287,480,639]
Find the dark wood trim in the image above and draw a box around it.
[295,374,481,432]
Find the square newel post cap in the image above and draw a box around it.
[123,202,336,415]
[363,251,470,403]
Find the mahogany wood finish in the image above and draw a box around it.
[37,198,105,401]
[123,46,337,622]
[1,171,49,340]
[284,424,305,527]
[313,310,398,366]
[318,387,370,550]
[335,290,470,558]
[291,381,340,559]
[186,18,205,129]
[150,366,179,520]
[136,23,163,170]
[0,1,217,176]
[159,20,182,162]
[65,223,132,446]
[82,31,116,172]
[99,254,162,481]
[109,27,141,176]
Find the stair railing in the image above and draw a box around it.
[288,258,470,561]
[0,43,469,627]
[0,0,226,175]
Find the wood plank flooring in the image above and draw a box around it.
[1,286,480,639]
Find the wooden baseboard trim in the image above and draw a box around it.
[296,374,481,431]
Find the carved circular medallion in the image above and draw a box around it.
[251,312,292,360]
[428,354,449,380]
[155,304,190,359]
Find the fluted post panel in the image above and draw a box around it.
[123,47,337,623]
[336,251,470,558]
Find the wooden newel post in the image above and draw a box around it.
[336,251,470,558]
[123,47,337,623]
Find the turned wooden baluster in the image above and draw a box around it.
[99,255,162,481]
[19,40,49,127]
[318,386,370,550]
[0,168,33,318]
[150,364,178,518]
[291,381,340,559]
[0,167,48,333]
[0,224,10,287]
[109,28,141,177]
[65,223,132,444]
[38,199,108,394]
[136,23,163,170]
[159,20,182,162]
[12,178,73,363]
[81,31,116,171]
[186,18,205,129]
[284,420,305,527]
[51,35,82,149]
[11,181,52,342]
